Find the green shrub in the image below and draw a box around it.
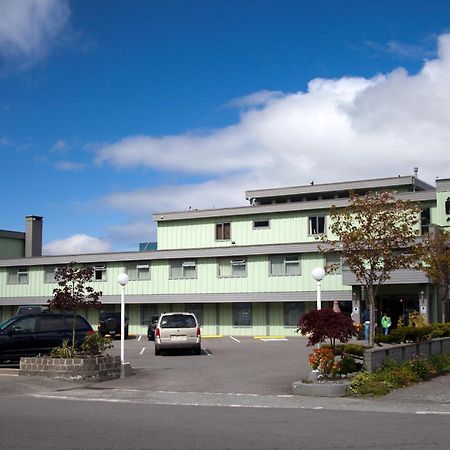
[350,352,450,396]
[374,334,393,345]
[50,339,78,358]
[339,355,359,374]
[342,343,367,356]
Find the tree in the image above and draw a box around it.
[297,308,359,348]
[47,263,102,350]
[321,191,421,346]
[416,226,450,323]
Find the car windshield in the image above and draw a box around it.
[0,316,18,331]
[160,314,196,328]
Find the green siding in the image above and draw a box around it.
[0,237,24,259]
[157,210,330,250]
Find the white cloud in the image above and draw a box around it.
[92,34,450,247]
[44,234,112,255]
[0,0,70,70]
[54,161,85,171]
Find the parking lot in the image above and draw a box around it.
[106,334,312,395]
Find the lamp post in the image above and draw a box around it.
[117,273,129,379]
[311,267,325,311]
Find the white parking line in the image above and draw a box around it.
[229,336,240,343]
[140,347,146,355]
[137,335,142,341]
[416,411,450,415]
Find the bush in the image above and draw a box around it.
[308,348,341,378]
[80,331,113,356]
[297,309,359,348]
[350,352,450,396]
[50,339,78,358]
[339,355,359,374]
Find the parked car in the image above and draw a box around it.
[15,305,48,316]
[147,315,159,341]
[154,312,201,355]
[0,312,93,363]
[97,311,128,339]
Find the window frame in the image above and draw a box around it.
[308,215,326,236]
[232,302,252,327]
[93,265,107,282]
[7,267,29,285]
[217,257,247,278]
[44,265,58,283]
[169,259,197,279]
[215,222,231,241]
[283,302,305,327]
[269,254,301,277]
[253,219,270,229]
[126,262,151,281]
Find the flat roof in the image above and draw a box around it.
[245,176,434,201]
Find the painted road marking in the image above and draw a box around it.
[416,411,450,415]
[229,336,240,343]
[137,335,142,341]
[140,347,146,355]
[260,338,288,342]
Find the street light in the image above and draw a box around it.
[117,272,129,379]
[312,267,325,310]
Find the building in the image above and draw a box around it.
[1,176,449,336]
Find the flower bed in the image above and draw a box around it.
[19,355,121,382]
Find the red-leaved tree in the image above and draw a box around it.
[297,309,359,348]
[47,263,102,350]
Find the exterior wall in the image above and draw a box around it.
[157,210,330,250]
[0,237,25,259]
[436,190,450,229]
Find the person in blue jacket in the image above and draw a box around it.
[362,308,370,341]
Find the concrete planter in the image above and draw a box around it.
[20,355,122,382]
[292,379,351,397]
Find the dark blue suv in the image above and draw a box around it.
[0,312,93,363]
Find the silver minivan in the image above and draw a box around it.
[154,312,201,355]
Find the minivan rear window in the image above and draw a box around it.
[160,314,196,328]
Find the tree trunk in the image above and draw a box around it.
[72,310,76,351]
[367,288,376,347]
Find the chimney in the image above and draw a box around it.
[25,216,43,257]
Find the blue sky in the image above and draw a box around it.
[1,0,450,254]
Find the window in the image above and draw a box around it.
[185,304,203,325]
[420,208,431,235]
[93,266,107,281]
[7,267,29,284]
[218,258,247,278]
[269,255,301,276]
[44,266,57,283]
[325,253,342,274]
[446,198,450,215]
[11,317,36,333]
[253,219,270,229]
[233,303,252,326]
[216,222,231,240]
[170,260,197,279]
[284,302,305,327]
[141,304,158,326]
[308,216,325,235]
[126,262,150,280]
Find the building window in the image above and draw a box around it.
[170,260,197,279]
[308,216,325,235]
[218,258,247,278]
[185,303,203,325]
[141,304,158,326]
[284,302,305,327]
[233,302,252,326]
[269,255,301,276]
[420,208,431,235]
[325,253,342,274]
[126,262,150,280]
[93,265,107,281]
[216,222,231,240]
[7,267,29,284]
[253,219,270,229]
[44,266,58,283]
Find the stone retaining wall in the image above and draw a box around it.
[364,337,450,373]
[20,355,121,381]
